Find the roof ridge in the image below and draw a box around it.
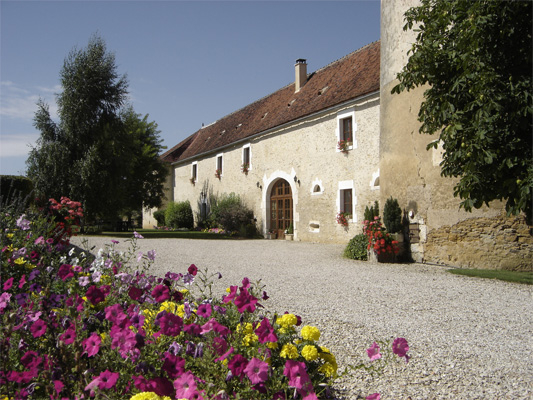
[201,41,380,129]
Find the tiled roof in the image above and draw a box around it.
[161,40,380,164]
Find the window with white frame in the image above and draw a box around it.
[191,161,198,183]
[338,180,355,222]
[336,108,357,151]
[216,154,223,177]
[242,144,251,172]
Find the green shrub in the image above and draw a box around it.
[364,200,379,222]
[210,193,255,234]
[165,201,194,229]
[344,234,368,260]
[0,175,34,210]
[383,197,402,233]
[153,209,166,226]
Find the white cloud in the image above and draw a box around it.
[0,134,39,158]
[0,81,58,121]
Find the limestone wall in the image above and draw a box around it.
[425,213,533,271]
[169,93,381,243]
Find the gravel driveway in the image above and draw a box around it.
[72,236,533,400]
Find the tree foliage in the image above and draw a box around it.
[392,0,532,221]
[26,34,168,222]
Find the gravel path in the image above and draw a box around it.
[72,236,533,400]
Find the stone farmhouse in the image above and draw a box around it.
[144,1,532,270]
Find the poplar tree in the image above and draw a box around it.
[27,34,167,223]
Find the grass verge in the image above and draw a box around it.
[447,268,533,285]
[81,229,241,240]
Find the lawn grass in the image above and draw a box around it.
[447,268,533,285]
[82,229,242,240]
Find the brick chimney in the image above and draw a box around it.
[295,59,307,92]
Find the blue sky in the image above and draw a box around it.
[0,0,380,176]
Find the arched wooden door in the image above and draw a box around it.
[270,179,293,239]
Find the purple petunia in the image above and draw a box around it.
[366,342,382,361]
[159,312,183,337]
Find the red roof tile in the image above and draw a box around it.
[162,41,380,163]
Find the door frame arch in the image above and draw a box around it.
[261,170,299,239]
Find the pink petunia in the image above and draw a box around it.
[255,317,277,343]
[0,292,11,312]
[159,312,183,337]
[85,285,105,305]
[233,287,258,313]
[151,284,170,302]
[3,277,14,291]
[59,327,76,345]
[244,357,269,384]
[196,303,212,318]
[162,352,186,379]
[392,337,410,363]
[283,360,312,391]
[105,304,127,326]
[228,354,248,380]
[188,264,198,276]
[222,285,238,303]
[200,318,230,336]
[82,332,101,357]
[173,371,198,398]
[110,325,137,358]
[97,370,119,390]
[366,342,382,361]
[30,319,47,338]
[366,394,380,400]
[133,231,144,239]
[20,351,42,370]
[58,264,74,281]
[18,274,26,288]
[54,380,65,394]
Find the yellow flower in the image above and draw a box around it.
[129,392,172,400]
[237,322,254,335]
[280,343,298,359]
[14,257,26,265]
[242,333,258,347]
[276,313,297,329]
[100,332,106,341]
[301,325,321,341]
[180,288,189,296]
[318,362,337,377]
[301,345,319,361]
[159,301,182,316]
[267,342,279,350]
[7,233,14,239]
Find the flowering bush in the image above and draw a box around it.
[336,211,350,227]
[1,206,410,399]
[241,163,249,175]
[363,216,400,260]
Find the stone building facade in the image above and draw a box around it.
[144,2,532,270]
[144,42,382,244]
[379,0,532,270]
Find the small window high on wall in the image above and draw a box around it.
[191,162,198,183]
[341,189,353,218]
[336,108,357,151]
[242,144,251,171]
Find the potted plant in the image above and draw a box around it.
[336,211,350,227]
[383,197,403,242]
[337,138,352,153]
[214,169,222,180]
[266,228,276,239]
[241,162,249,175]
[285,223,294,240]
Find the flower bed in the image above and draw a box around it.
[1,201,409,399]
